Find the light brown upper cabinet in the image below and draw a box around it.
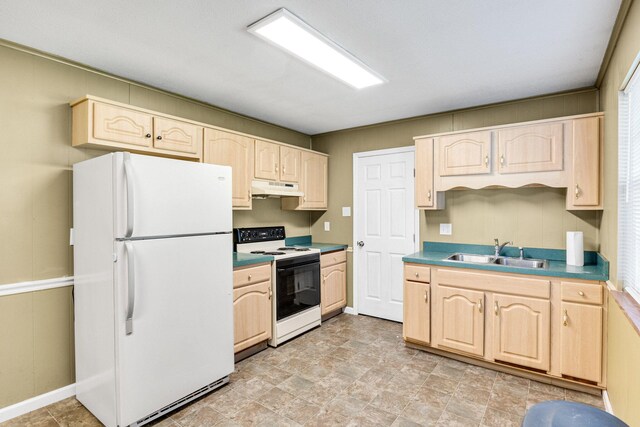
[437,130,492,176]
[567,116,602,209]
[255,140,302,183]
[92,102,153,147]
[497,122,564,174]
[153,117,202,155]
[282,151,328,210]
[415,113,604,211]
[203,129,253,209]
[72,96,202,160]
[415,138,444,210]
[491,293,550,371]
[254,140,280,181]
[279,146,301,183]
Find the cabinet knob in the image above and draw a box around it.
[484,155,489,167]
[415,272,419,278]
[427,190,432,201]
[156,135,163,140]
[578,290,585,296]
[478,298,483,313]
[269,287,272,300]
[424,290,428,303]
[248,274,252,280]
[563,309,568,326]
[500,155,505,166]
[494,301,499,316]
[575,184,580,199]
[248,190,251,200]
[145,133,151,138]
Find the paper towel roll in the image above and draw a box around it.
[566,231,584,266]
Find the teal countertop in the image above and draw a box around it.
[402,242,609,281]
[233,252,273,268]
[285,236,348,253]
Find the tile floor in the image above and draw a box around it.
[2,314,605,426]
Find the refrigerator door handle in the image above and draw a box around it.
[123,152,135,238]
[124,241,136,335]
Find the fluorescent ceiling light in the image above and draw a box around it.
[248,8,385,89]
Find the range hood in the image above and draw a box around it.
[251,180,304,198]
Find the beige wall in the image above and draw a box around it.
[598,1,640,425]
[310,90,599,306]
[0,42,311,409]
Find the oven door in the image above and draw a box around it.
[275,255,320,321]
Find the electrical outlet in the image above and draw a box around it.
[324,221,331,231]
[342,207,351,217]
[440,223,452,235]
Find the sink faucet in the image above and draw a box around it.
[494,238,512,257]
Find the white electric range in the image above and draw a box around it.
[234,226,321,346]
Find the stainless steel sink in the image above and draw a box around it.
[446,253,496,264]
[445,253,547,269]
[493,257,547,269]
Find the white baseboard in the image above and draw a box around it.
[0,384,76,423]
[343,306,357,315]
[603,390,614,415]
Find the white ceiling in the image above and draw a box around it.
[0,1,621,135]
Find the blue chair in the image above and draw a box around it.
[522,401,628,427]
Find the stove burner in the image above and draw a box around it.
[250,250,266,254]
[264,251,286,255]
[295,248,310,251]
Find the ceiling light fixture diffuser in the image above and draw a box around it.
[248,8,385,89]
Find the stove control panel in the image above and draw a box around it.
[234,226,286,244]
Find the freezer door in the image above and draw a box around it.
[114,234,233,426]
[114,152,232,238]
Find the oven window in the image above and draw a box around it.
[276,261,320,321]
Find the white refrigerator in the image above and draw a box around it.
[73,152,234,427]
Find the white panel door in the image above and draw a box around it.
[114,152,232,238]
[356,149,417,322]
[115,234,234,426]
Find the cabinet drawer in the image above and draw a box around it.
[561,281,603,305]
[436,268,550,298]
[321,250,347,268]
[233,263,271,288]
[404,264,431,283]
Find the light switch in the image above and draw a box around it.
[324,221,331,231]
[440,223,452,235]
[342,207,351,217]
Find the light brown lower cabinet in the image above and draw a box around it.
[561,302,603,383]
[403,280,430,345]
[320,251,347,316]
[404,264,605,388]
[491,293,550,371]
[434,286,485,357]
[233,264,272,353]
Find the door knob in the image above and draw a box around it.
[357,241,365,247]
